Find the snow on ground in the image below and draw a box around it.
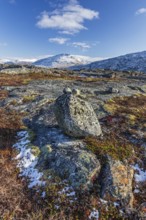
[89,209,99,220]
[133,164,146,182]
[59,186,76,197]
[13,131,45,188]
[13,130,76,200]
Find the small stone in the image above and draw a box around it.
[46,144,53,153]
[72,88,80,96]
[63,87,72,94]
[109,87,119,93]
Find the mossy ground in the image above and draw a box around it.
[85,134,134,162]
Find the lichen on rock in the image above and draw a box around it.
[54,88,102,138]
[100,155,134,207]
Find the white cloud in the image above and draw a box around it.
[37,0,99,34]
[136,8,146,15]
[0,42,8,47]
[72,42,91,50]
[48,37,69,44]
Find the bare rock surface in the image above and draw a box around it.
[100,156,134,207]
[36,128,101,189]
[54,89,102,138]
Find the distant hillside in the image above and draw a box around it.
[0,58,37,65]
[33,54,102,68]
[73,51,146,73]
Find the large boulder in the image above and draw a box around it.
[54,88,102,138]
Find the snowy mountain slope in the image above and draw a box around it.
[74,51,146,73]
[33,54,103,68]
[0,58,37,65]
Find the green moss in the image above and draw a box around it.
[104,103,119,114]
[10,99,19,106]
[27,129,36,142]
[100,204,124,220]
[127,114,137,125]
[85,136,133,161]
[31,145,41,157]
[22,95,36,103]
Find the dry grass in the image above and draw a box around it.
[104,94,146,122]
[0,74,31,86]
[104,94,146,141]
[0,90,8,100]
[0,108,24,149]
[0,147,33,220]
[0,71,123,87]
[0,108,23,130]
[85,133,134,162]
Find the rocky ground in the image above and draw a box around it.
[0,66,146,219]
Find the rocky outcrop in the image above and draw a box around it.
[38,128,101,189]
[54,88,102,138]
[100,156,134,207]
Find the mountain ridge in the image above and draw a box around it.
[33,54,103,68]
[73,51,146,73]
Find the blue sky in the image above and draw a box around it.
[0,0,146,59]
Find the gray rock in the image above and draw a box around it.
[100,156,134,207]
[109,87,119,93]
[141,85,146,93]
[38,128,101,189]
[63,87,72,94]
[72,88,80,96]
[54,91,102,138]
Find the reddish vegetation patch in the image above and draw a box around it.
[0,71,122,87]
[0,74,30,86]
[105,94,146,121]
[0,147,33,219]
[0,108,23,130]
[0,90,8,100]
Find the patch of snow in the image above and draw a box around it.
[89,209,99,220]
[133,164,146,182]
[41,192,46,198]
[100,198,108,204]
[55,205,60,210]
[59,186,76,197]
[114,202,120,207]
[134,189,140,193]
[13,131,45,189]
[66,191,76,197]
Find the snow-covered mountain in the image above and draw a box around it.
[0,58,12,64]
[0,58,37,65]
[77,51,146,73]
[33,54,103,68]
